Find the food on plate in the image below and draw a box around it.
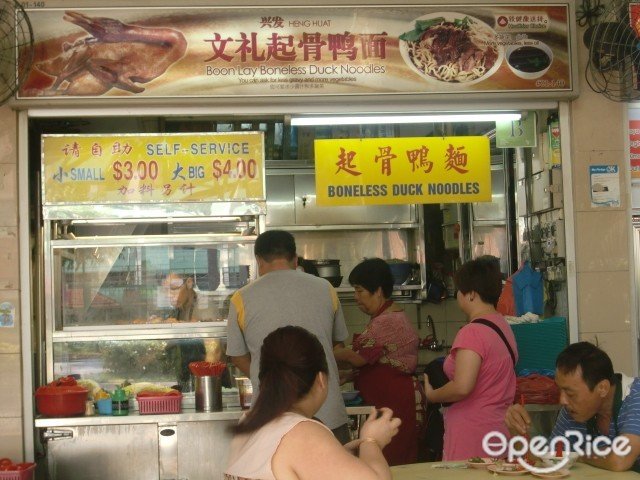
[399,14,499,83]
[468,457,485,463]
[499,463,525,471]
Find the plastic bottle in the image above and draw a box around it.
[111,388,129,416]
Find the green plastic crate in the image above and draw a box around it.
[510,317,568,375]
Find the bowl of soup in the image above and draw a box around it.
[506,40,553,80]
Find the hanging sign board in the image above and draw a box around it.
[19,4,574,99]
[496,114,537,148]
[314,136,491,206]
[42,132,265,205]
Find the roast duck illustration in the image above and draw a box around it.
[35,11,187,95]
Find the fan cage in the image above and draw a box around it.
[587,0,640,102]
[0,0,34,105]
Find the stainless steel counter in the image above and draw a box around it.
[35,405,373,428]
[36,405,373,480]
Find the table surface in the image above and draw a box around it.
[390,462,639,479]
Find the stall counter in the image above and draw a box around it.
[35,406,372,480]
[34,405,372,427]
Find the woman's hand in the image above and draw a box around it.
[339,369,354,385]
[359,407,401,449]
[423,373,434,402]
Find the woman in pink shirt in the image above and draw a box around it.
[423,256,518,461]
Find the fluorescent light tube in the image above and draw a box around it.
[291,113,521,126]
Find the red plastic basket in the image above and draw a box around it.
[0,464,36,480]
[137,394,182,414]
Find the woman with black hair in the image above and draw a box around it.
[224,325,400,480]
[333,258,424,466]
[423,256,518,461]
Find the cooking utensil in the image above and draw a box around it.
[310,259,341,279]
[324,275,343,287]
[387,261,415,285]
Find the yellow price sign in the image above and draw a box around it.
[314,136,491,206]
[42,132,265,205]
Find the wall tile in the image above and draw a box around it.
[575,211,629,272]
[0,417,23,459]
[0,165,17,227]
[0,227,19,289]
[570,36,625,151]
[577,271,631,332]
[0,353,22,417]
[444,299,466,323]
[445,322,466,346]
[579,331,634,376]
[0,107,16,165]
[572,150,627,212]
[0,290,20,354]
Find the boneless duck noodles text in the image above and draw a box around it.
[400,14,499,83]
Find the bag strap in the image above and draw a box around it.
[471,318,516,366]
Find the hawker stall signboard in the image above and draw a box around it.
[42,132,265,205]
[18,4,574,99]
[314,136,491,206]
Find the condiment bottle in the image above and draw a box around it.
[111,388,129,416]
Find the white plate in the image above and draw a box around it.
[465,458,495,469]
[487,464,529,476]
[399,12,503,86]
[532,469,571,479]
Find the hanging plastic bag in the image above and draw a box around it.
[512,262,543,316]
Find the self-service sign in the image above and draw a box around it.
[314,136,491,206]
[42,132,265,204]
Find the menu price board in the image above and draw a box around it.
[314,136,491,206]
[42,132,265,205]
[19,4,573,99]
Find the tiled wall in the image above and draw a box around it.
[0,105,23,458]
[570,24,634,375]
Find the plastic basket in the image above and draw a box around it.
[137,394,182,415]
[510,317,568,375]
[0,464,36,480]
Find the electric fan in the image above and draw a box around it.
[0,0,34,105]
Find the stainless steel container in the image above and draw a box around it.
[195,376,222,412]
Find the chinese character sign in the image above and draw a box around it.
[42,132,265,204]
[19,5,573,99]
[314,137,491,206]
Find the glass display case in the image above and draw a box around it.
[42,213,264,388]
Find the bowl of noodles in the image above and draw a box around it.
[399,12,503,86]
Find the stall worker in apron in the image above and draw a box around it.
[334,258,425,466]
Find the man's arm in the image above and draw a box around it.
[230,354,251,377]
[580,433,640,472]
[226,292,251,376]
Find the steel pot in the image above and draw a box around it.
[310,259,341,278]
